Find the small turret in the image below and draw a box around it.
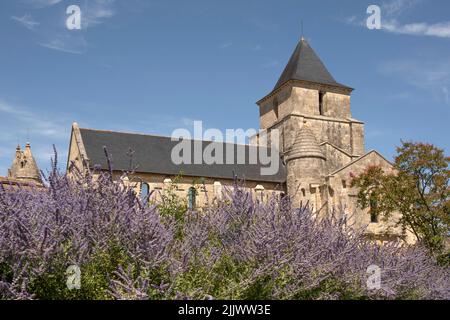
[285,123,326,162]
[285,122,326,212]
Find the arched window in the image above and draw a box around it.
[140,183,150,202]
[301,188,306,197]
[255,185,265,200]
[188,187,197,210]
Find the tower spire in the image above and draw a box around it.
[272,38,351,92]
[301,20,304,41]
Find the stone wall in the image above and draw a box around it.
[320,143,353,174]
[111,172,285,208]
[286,157,326,211]
[257,83,364,158]
[326,151,414,243]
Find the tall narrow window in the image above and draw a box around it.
[319,91,325,115]
[188,187,197,210]
[273,98,279,119]
[140,183,150,202]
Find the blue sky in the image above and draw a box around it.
[0,0,449,175]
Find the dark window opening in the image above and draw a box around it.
[301,188,306,197]
[328,187,335,197]
[273,98,279,119]
[342,180,347,189]
[319,91,325,115]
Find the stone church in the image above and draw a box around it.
[0,143,43,188]
[66,38,408,241]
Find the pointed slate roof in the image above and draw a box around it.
[286,123,326,161]
[273,39,351,91]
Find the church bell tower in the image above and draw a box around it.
[256,38,366,210]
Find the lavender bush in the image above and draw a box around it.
[0,152,448,300]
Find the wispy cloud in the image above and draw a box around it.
[14,0,118,54]
[38,34,88,54]
[379,59,450,104]
[22,0,63,8]
[83,0,117,29]
[219,42,233,49]
[0,100,69,139]
[0,99,73,173]
[382,0,421,17]
[11,14,40,30]
[383,21,450,38]
[344,0,450,39]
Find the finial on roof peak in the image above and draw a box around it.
[300,20,304,41]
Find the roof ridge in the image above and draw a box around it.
[328,150,394,176]
[79,127,271,148]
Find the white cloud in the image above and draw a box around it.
[11,14,40,30]
[383,20,450,38]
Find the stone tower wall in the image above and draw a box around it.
[258,83,365,160]
[286,157,326,210]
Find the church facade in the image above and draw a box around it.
[67,39,410,242]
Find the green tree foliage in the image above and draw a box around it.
[352,142,450,254]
